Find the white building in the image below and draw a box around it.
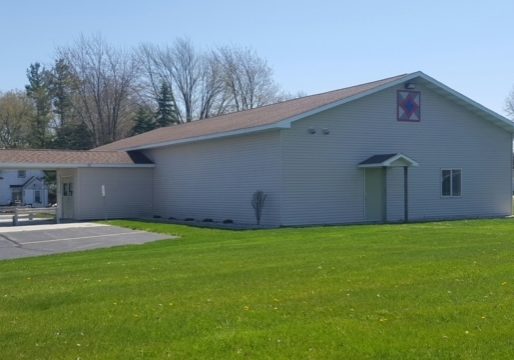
[0,72,512,225]
[0,169,49,207]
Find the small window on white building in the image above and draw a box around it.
[18,170,26,178]
[35,190,41,203]
[441,169,461,197]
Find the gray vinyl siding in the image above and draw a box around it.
[146,131,282,226]
[280,83,512,225]
[74,168,153,220]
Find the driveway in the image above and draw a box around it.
[0,223,172,260]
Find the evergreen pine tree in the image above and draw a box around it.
[49,58,76,127]
[155,82,179,127]
[25,63,52,148]
[132,106,157,135]
[52,122,94,150]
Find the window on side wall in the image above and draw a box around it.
[441,169,461,197]
[18,170,26,178]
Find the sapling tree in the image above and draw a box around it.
[251,190,267,225]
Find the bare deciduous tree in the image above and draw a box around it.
[214,47,281,112]
[137,39,216,122]
[506,88,514,119]
[169,39,201,122]
[137,40,286,122]
[58,35,140,146]
[0,91,34,148]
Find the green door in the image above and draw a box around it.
[365,168,385,222]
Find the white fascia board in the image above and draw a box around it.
[383,153,419,167]
[357,163,385,168]
[357,153,419,168]
[0,163,155,169]
[415,73,514,132]
[120,123,290,151]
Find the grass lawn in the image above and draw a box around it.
[1,219,514,359]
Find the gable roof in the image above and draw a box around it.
[10,176,43,189]
[0,149,154,169]
[95,71,514,152]
[358,153,419,168]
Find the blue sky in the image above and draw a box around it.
[1,0,513,115]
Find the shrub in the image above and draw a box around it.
[251,190,267,225]
[153,215,162,219]
[203,218,213,222]
[222,219,233,224]
[168,217,176,220]
[184,218,195,221]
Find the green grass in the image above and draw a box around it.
[1,219,514,359]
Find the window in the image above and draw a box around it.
[442,169,461,197]
[35,190,41,203]
[63,183,73,196]
[18,170,26,178]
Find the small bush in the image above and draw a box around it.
[184,218,195,222]
[251,190,267,225]
[153,215,162,219]
[222,219,233,224]
[168,216,176,220]
[203,218,213,222]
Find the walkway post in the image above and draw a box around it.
[404,166,409,222]
[382,167,388,223]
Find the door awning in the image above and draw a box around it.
[358,153,419,168]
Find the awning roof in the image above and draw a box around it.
[358,153,419,168]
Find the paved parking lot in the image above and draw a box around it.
[0,223,172,260]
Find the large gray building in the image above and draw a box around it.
[1,72,512,226]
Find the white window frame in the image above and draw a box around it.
[441,168,462,198]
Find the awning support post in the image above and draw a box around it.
[403,166,409,223]
[382,167,387,223]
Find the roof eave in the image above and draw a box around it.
[117,123,291,151]
[358,153,419,168]
[413,72,514,133]
[0,163,155,169]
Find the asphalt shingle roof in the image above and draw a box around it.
[95,74,409,151]
[0,149,152,166]
[358,154,399,165]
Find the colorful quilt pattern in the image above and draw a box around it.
[397,90,421,121]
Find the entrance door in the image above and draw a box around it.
[11,189,22,204]
[61,176,74,219]
[365,168,385,222]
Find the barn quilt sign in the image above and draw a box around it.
[397,90,421,121]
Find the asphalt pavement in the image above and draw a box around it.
[0,223,172,260]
